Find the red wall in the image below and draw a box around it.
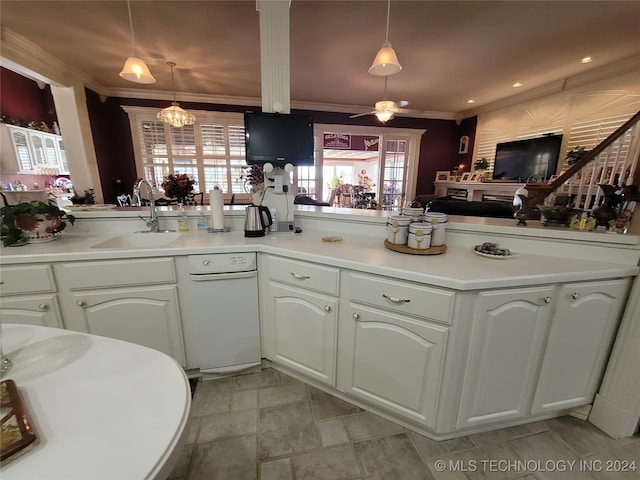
[0,67,57,126]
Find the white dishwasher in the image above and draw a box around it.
[176,253,261,378]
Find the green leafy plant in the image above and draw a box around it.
[1,201,75,246]
[474,158,490,171]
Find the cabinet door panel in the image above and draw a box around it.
[338,303,447,428]
[457,287,554,429]
[71,285,185,365]
[531,279,629,414]
[271,283,337,385]
[0,294,63,328]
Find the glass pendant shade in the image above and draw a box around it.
[369,41,402,76]
[119,54,156,84]
[374,100,395,123]
[157,102,196,128]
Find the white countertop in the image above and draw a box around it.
[1,226,637,290]
[1,323,191,480]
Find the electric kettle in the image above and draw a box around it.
[244,205,273,237]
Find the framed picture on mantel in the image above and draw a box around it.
[435,171,450,182]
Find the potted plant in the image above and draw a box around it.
[474,157,490,171]
[1,200,75,247]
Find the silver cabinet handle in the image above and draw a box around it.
[571,292,580,300]
[382,293,411,304]
[76,300,85,307]
[38,304,48,310]
[543,296,552,304]
[324,305,331,312]
[290,272,310,280]
[352,313,360,319]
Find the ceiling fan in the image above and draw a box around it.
[350,77,409,123]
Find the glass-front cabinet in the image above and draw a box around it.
[1,124,69,175]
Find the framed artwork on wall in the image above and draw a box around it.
[435,171,451,182]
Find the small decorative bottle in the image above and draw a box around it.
[178,205,190,232]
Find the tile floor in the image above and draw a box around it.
[170,368,639,480]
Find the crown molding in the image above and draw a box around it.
[0,26,91,87]
[459,54,640,119]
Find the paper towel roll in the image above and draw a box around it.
[209,188,225,230]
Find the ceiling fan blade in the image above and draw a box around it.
[349,111,375,118]
[395,108,412,114]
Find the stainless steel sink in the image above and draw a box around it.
[91,232,182,249]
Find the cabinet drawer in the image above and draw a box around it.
[267,255,339,296]
[345,271,455,324]
[54,258,176,289]
[0,265,56,295]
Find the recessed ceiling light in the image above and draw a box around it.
[512,82,523,88]
[467,99,475,104]
[581,56,593,64]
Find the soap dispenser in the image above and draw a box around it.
[178,205,190,232]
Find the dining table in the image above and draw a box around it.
[0,323,191,479]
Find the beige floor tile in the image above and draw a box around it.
[317,418,350,446]
[292,444,362,480]
[198,409,257,443]
[408,430,475,459]
[190,435,257,480]
[469,421,550,447]
[233,368,281,390]
[343,412,404,442]
[190,377,232,416]
[427,443,524,480]
[168,443,194,480]
[259,400,321,460]
[355,433,429,480]
[232,389,258,411]
[259,382,307,407]
[184,416,201,445]
[260,457,293,480]
[546,416,637,456]
[611,440,640,465]
[583,450,640,480]
[308,386,364,420]
[509,431,597,480]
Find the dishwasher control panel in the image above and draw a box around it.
[186,252,257,273]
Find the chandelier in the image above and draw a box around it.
[157,62,195,128]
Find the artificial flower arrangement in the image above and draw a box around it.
[1,200,75,246]
[161,173,195,200]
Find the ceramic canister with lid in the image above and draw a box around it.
[386,215,412,245]
[402,206,424,223]
[423,212,448,246]
[407,222,433,249]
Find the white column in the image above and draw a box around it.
[258,0,290,114]
[51,83,104,203]
[589,274,640,437]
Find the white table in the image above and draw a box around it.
[1,324,191,479]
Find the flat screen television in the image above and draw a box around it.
[244,112,314,167]
[492,135,563,182]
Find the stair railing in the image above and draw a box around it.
[525,110,640,216]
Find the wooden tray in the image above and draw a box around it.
[384,239,447,255]
[1,380,37,465]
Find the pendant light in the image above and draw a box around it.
[157,62,196,128]
[119,0,156,84]
[368,0,402,76]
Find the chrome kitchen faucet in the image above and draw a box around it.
[133,178,159,232]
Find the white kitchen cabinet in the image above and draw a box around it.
[337,271,451,429]
[260,254,340,386]
[269,283,338,385]
[66,285,185,364]
[0,294,63,328]
[0,264,64,328]
[0,124,67,174]
[338,302,447,428]
[457,286,554,429]
[531,278,630,414]
[54,258,186,366]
